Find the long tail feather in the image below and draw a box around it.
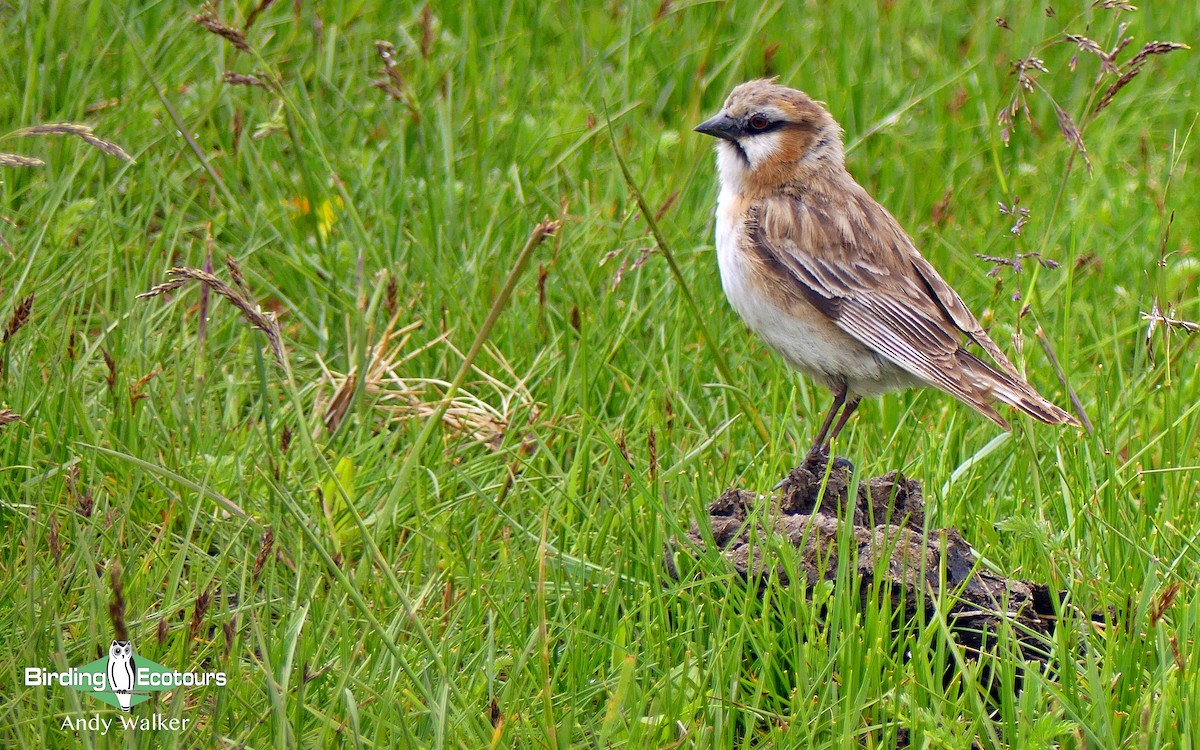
[952,350,1080,427]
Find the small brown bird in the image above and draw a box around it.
[695,80,1079,458]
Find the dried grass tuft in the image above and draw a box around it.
[317,311,540,448]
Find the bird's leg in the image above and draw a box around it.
[807,384,848,461]
[821,396,861,455]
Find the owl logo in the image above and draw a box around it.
[106,640,137,712]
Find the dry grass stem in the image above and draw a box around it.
[1034,328,1093,433]
[1047,93,1091,172]
[138,267,287,369]
[1093,1,1138,13]
[11,122,133,163]
[192,3,251,52]
[1144,300,1199,339]
[0,152,45,167]
[371,41,418,117]
[84,98,120,114]
[66,466,93,517]
[1065,34,1121,74]
[222,72,271,89]
[226,256,252,299]
[1094,41,1190,115]
[604,246,653,291]
[316,313,425,435]
[976,252,1060,278]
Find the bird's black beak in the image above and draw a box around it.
[694,112,739,141]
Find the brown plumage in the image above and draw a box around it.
[695,80,1079,455]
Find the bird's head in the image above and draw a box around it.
[695,80,843,194]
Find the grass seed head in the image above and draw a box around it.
[3,293,33,343]
[192,3,251,52]
[13,122,132,162]
[108,561,128,642]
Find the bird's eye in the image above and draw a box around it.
[748,114,771,131]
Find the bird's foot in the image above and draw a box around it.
[801,447,854,474]
[773,449,853,491]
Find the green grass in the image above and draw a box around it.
[2,0,1198,747]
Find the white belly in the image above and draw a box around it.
[714,189,913,398]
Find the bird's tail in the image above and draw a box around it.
[950,350,1081,429]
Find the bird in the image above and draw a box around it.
[694,79,1079,460]
[106,639,136,712]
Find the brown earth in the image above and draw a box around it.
[669,455,1063,663]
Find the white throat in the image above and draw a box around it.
[713,134,781,195]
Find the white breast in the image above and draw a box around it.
[712,184,912,398]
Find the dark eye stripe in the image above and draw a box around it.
[745,117,783,134]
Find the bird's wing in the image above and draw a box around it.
[906,251,1022,379]
[748,191,1020,423]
